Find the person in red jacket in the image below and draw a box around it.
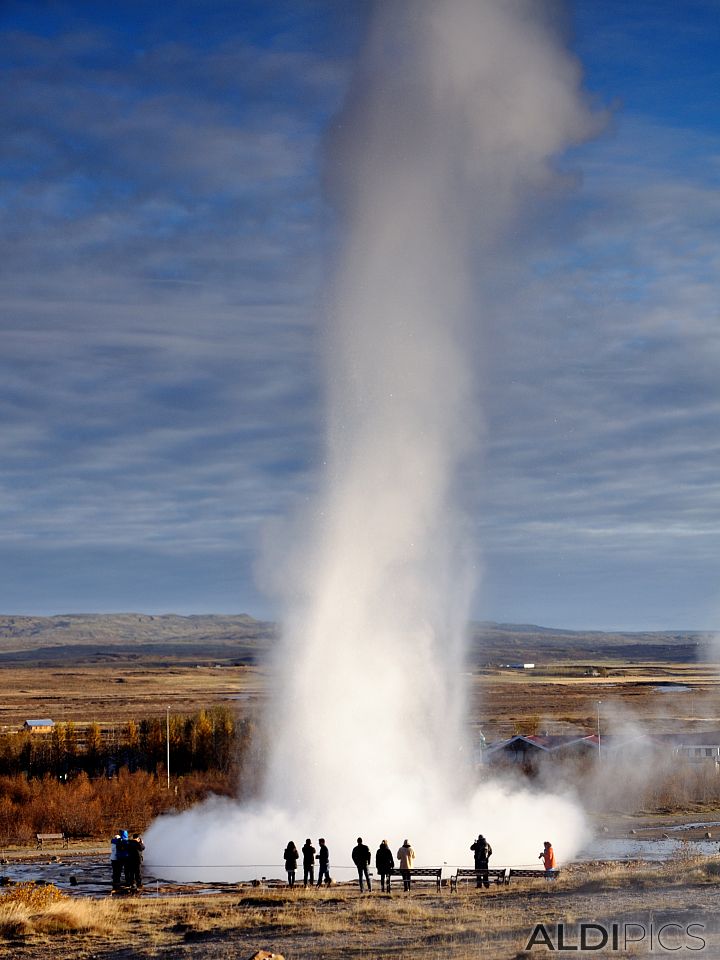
[539,840,557,874]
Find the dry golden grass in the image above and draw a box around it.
[32,899,121,934]
[0,663,264,728]
[2,655,717,736]
[1,860,718,959]
[0,884,120,937]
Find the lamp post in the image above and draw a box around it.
[166,706,171,790]
[596,701,602,764]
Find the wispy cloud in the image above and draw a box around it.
[1,4,719,627]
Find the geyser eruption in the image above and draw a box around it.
[147,0,597,877]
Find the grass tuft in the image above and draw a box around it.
[0,886,120,938]
[0,901,33,938]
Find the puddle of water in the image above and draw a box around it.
[654,684,692,693]
[0,857,113,896]
[634,820,720,833]
[577,836,720,861]
[5,831,720,896]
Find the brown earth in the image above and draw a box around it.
[2,658,716,740]
[1,859,719,960]
[0,663,266,730]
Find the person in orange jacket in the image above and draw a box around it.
[539,840,556,874]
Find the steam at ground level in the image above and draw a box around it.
[145,780,587,882]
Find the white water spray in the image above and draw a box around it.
[147,0,597,879]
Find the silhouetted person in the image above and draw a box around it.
[127,833,145,890]
[110,830,124,890]
[396,839,415,891]
[115,829,130,888]
[317,838,330,886]
[375,840,395,893]
[284,841,299,887]
[471,834,492,888]
[302,838,316,887]
[352,837,372,892]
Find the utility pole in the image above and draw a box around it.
[166,706,171,789]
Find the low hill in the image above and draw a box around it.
[469,622,713,664]
[0,613,275,665]
[0,614,713,666]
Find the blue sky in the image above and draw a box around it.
[1,0,719,630]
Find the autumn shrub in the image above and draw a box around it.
[1,883,68,909]
[0,767,238,842]
[0,884,120,938]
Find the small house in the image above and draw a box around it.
[483,734,599,772]
[23,719,55,734]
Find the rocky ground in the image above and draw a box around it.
[2,848,720,959]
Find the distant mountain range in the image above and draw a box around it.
[0,613,713,665]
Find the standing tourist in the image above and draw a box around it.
[302,838,316,887]
[317,838,331,887]
[375,839,395,893]
[117,829,130,888]
[127,833,145,891]
[539,840,557,876]
[352,837,372,892]
[396,839,415,891]
[284,840,299,887]
[110,830,124,890]
[471,834,493,889]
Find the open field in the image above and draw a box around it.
[1,614,717,740]
[2,859,720,959]
[0,663,265,729]
[2,616,720,956]
[472,663,720,740]
[2,659,719,743]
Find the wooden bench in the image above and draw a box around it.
[389,867,442,891]
[450,867,509,891]
[507,868,560,881]
[36,833,68,849]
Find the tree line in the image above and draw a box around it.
[0,707,253,780]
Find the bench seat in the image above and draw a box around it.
[450,867,508,890]
[389,867,442,891]
[36,833,68,849]
[507,868,560,881]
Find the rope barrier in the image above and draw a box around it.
[146,863,366,869]
[144,862,544,870]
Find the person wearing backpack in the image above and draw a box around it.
[470,833,493,888]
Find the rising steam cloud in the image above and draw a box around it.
[147,0,597,878]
